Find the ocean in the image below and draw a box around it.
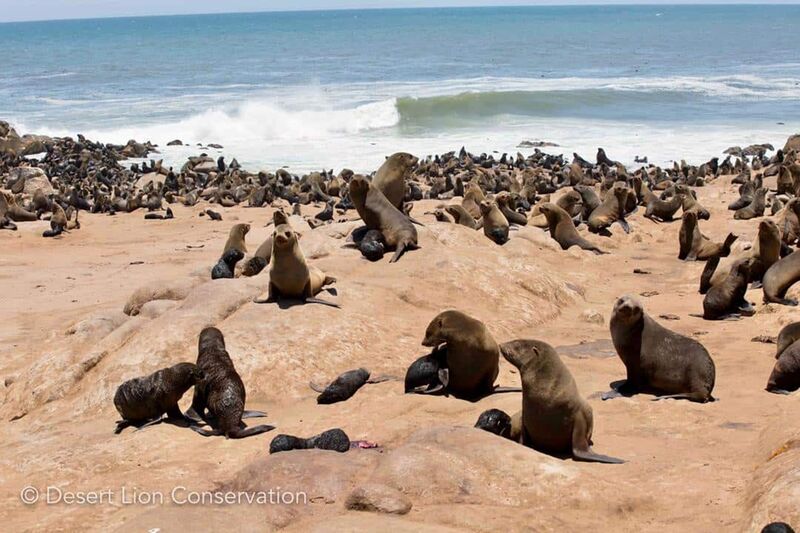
[1,5,799,172]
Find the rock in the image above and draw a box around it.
[207,143,224,149]
[193,160,217,174]
[518,140,559,148]
[135,171,166,189]
[659,314,680,321]
[121,139,149,158]
[345,484,412,515]
[784,134,800,154]
[579,309,604,324]
[8,167,54,195]
[167,139,183,146]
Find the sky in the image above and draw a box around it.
[1,0,798,23]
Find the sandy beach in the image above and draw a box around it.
[1,125,798,531]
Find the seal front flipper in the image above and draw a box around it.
[242,410,268,419]
[617,219,631,234]
[601,379,636,400]
[304,297,341,308]
[309,382,326,393]
[114,420,133,434]
[253,282,279,304]
[135,416,166,431]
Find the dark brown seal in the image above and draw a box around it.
[113,362,204,434]
[763,249,800,306]
[702,259,754,320]
[766,340,800,394]
[607,295,715,402]
[187,327,274,438]
[500,339,624,463]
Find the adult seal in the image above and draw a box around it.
[539,203,606,254]
[500,339,624,463]
[113,362,205,434]
[371,152,418,210]
[479,200,510,245]
[223,223,250,255]
[606,295,715,402]
[588,184,630,235]
[421,310,520,400]
[254,223,338,307]
[702,258,755,320]
[349,174,419,262]
[766,337,800,394]
[763,249,800,306]
[187,327,274,438]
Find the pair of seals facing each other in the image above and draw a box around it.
[185,327,274,438]
[253,220,338,307]
[349,174,419,262]
[476,339,624,464]
[766,322,800,394]
[407,310,521,400]
[605,296,715,402]
[538,202,607,254]
[114,362,205,434]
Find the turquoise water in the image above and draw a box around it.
[1,5,799,170]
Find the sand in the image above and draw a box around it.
[0,175,798,532]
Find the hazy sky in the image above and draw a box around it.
[1,0,798,23]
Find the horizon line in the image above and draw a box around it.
[1,2,798,25]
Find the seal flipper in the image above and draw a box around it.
[303,281,341,308]
[601,379,637,400]
[309,382,326,393]
[114,420,133,434]
[190,425,221,437]
[227,424,276,439]
[135,416,166,431]
[617,219,631,234]
[491,386,523,394]
[242,410,268,419]
[389,240,419,263]
[571,412,624,464]
[699,256,720,294]
[253,282,279,304]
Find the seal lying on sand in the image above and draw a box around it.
[187,327,274,439]
[606,295,715,402]
[113,362,205,434]
[500,339,624,463]
[539,202,606,254]
[309,368,394,404]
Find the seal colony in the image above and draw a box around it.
[3,120,800,528]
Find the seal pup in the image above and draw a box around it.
[539,203,606,254]
[241,236,272,277]
[606,295,715,402]
[421,310,520,400]
[253,223,338,307]
[763,249,800,306]
[766,338,800,394]
[113,362,205,434]
[371,152,418,210]
[269,428,351,454]
[500,339,624,464]
[223,223,249,255]
[479,200,510,245]
[349,174,418,262]
[187,327,274,438]
[702,259,755,320]
[474,408,521,441]
[211,249,244,280]
[761,523,795,533]
[404,346,448,394]
[309,368,395,404]
[445,204,481,230]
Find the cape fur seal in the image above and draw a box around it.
[211,249,244,280]
[702,258,754,320]
[309,368,394,404]
[372,152,418,210]
[734,188,767,220]
[767,337,800,394]
[113,362,204,433]
[539,202,606,254]
[678,211,737,261]
[223,223,250,254]
[254,223,338,307]
[421,310,520,400]
[269,428,351,454]
[445,204,481,229]
[607,295,715,402]
[763,249,800,306]
[500,339,624,464]
[187,327,274,438]
[474,408,520,441]
[404,346,448,394]
[588,184,630,235]
[776,321,800,358]
[479,200,510,245]
[349,174,419,262]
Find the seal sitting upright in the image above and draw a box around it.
[500,339,624,463]
[187,327,275,439]
[607,295,715,402]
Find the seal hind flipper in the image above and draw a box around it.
[227,424,276,439]
[491,386,523,394]
[572,447,626,464]
[114,420,133,434]
[309,382,326,393]
[303,297,341,308]
[389,240,419,263]
[190,425,221,437]
[572,412,624,464]
[135,417,165,431]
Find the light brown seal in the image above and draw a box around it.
[500,339,624,463]
[372,152,418,209]
[678,210,737,261]
[223,223,250,254]
[539,202,606,254]
[762,249,800,306]
[479,200,510,245]
[254,223,338,307]
[588,183,630,235]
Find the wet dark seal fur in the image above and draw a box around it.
[211,249,244,280]
[187,327,274,438]
[113,362,204,434]
[308,368,393,404]
[269,428,351,454]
